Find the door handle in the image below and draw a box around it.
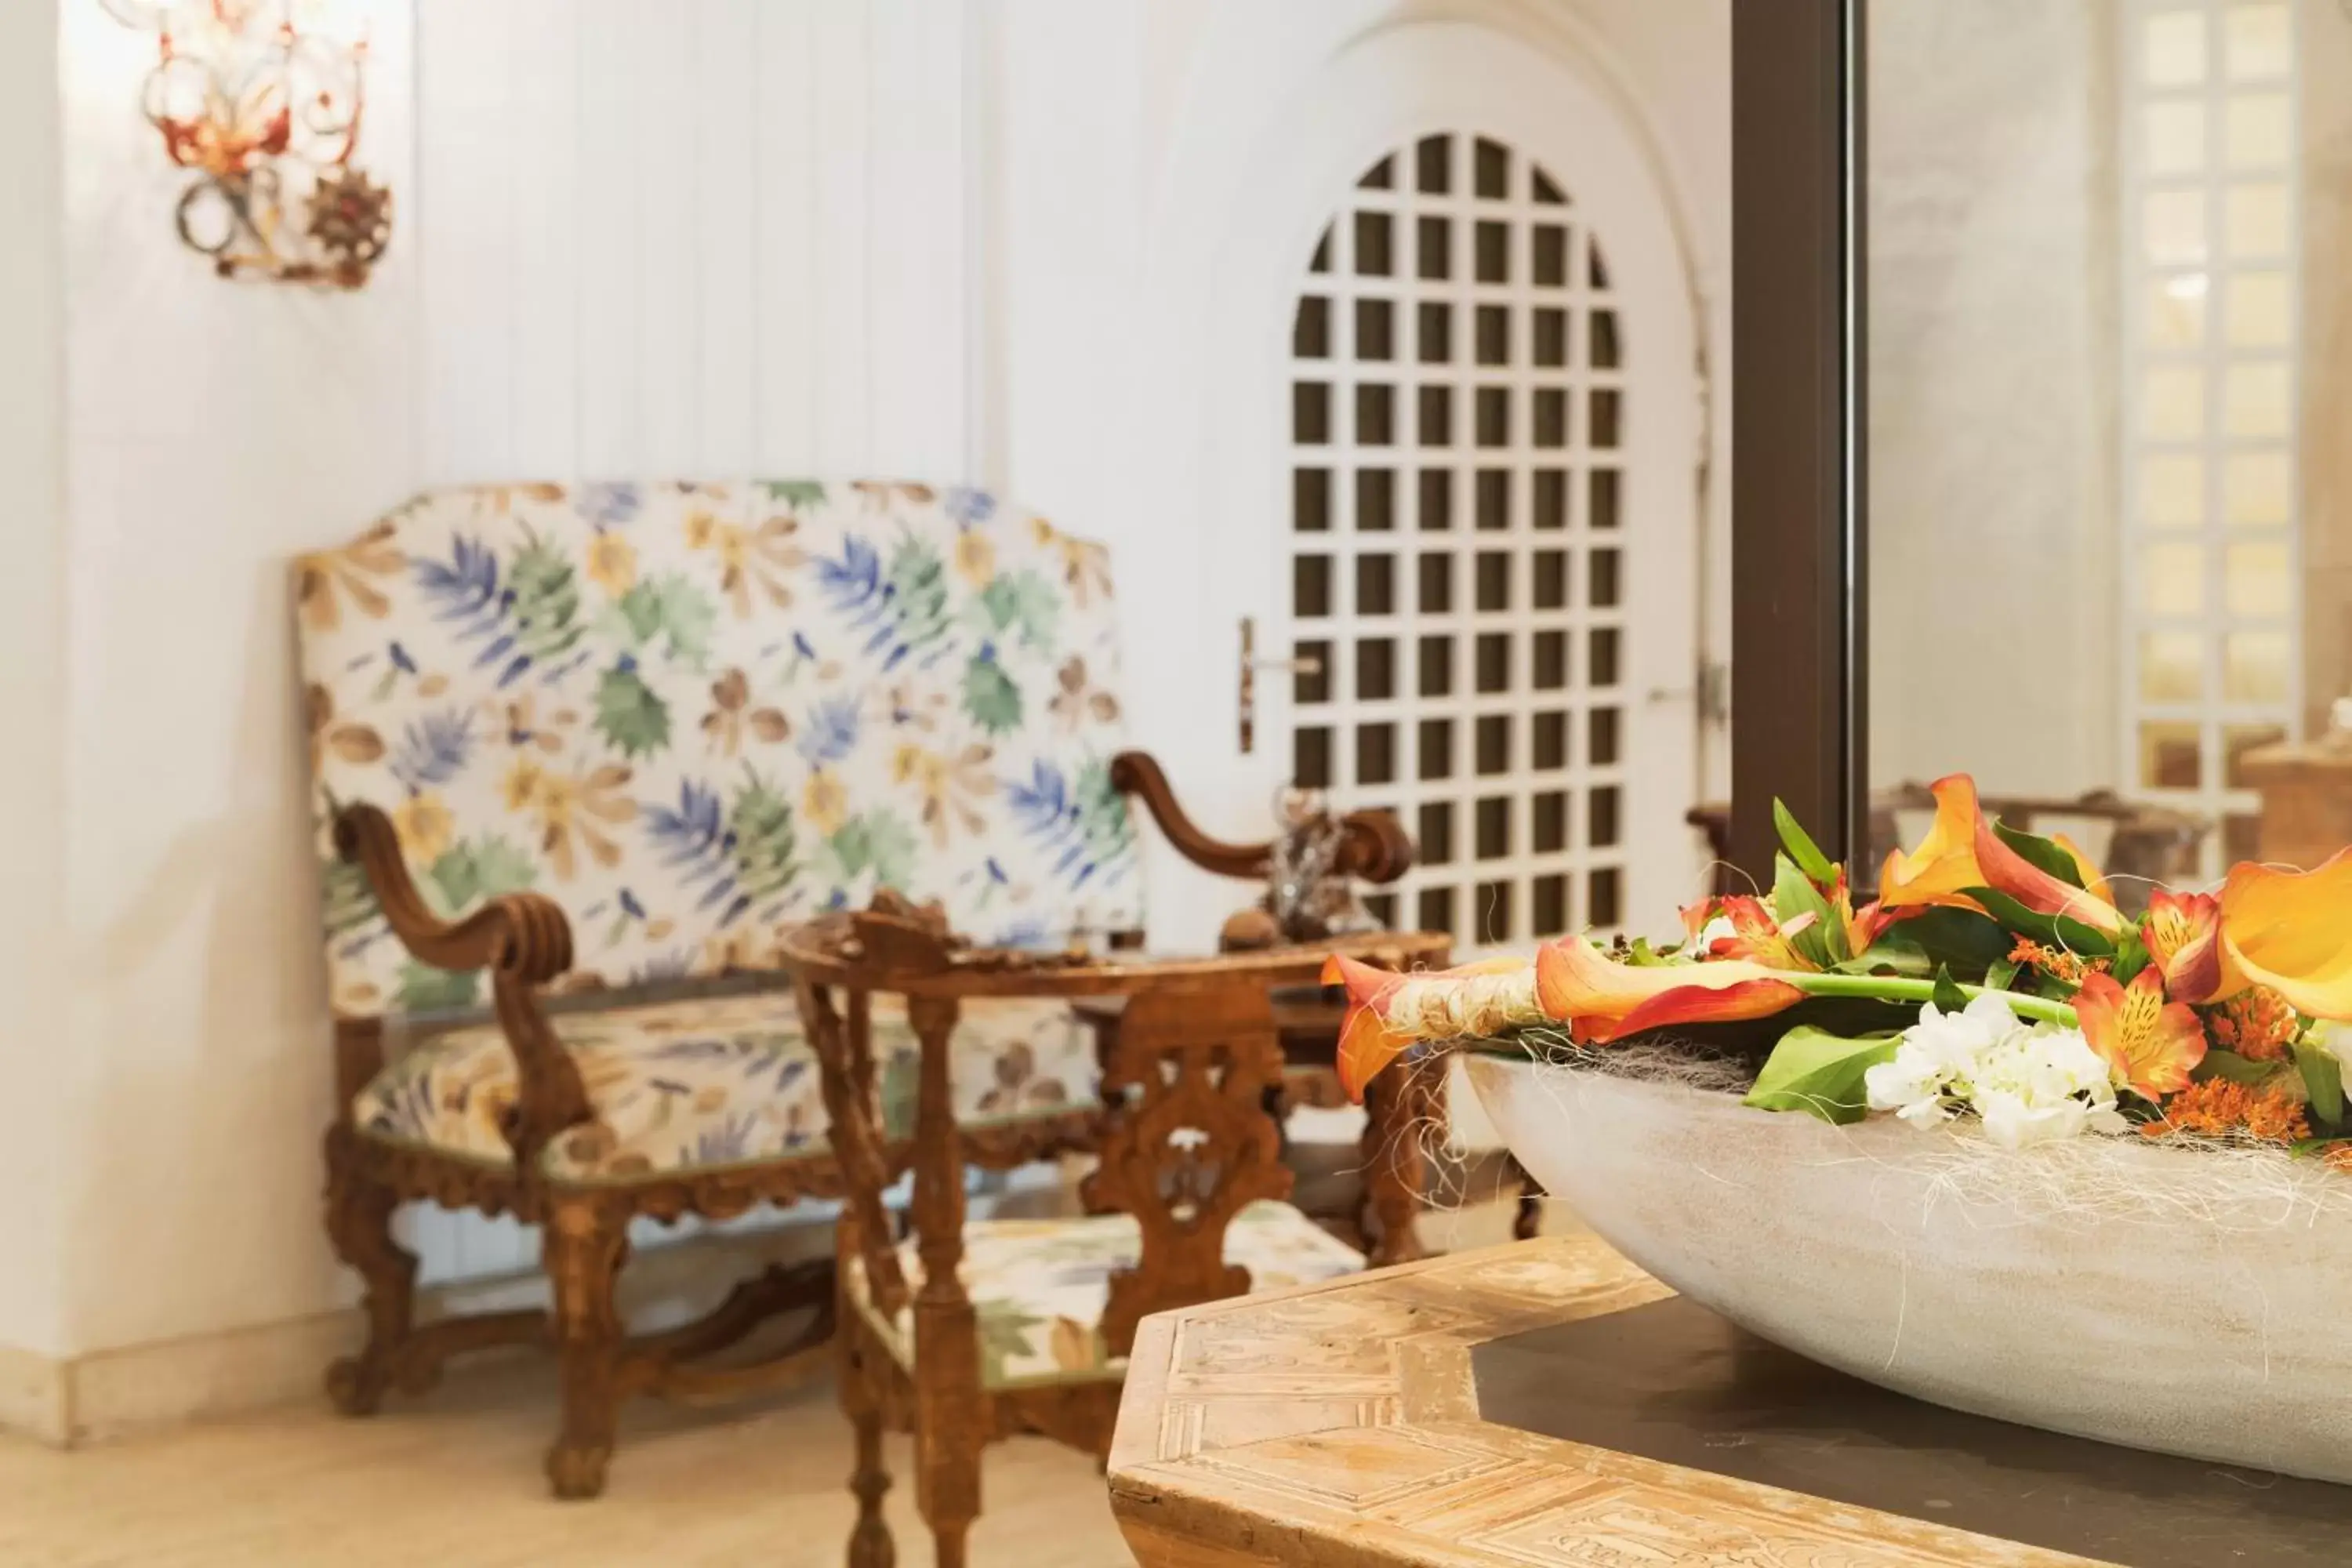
[1237,616,1323,755]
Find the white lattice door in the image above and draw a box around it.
[1212,118,1702,954]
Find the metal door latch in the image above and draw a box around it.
[1238,616,1323,754]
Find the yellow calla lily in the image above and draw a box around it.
[1878,775,1986,909]
[2218,851,2352,1021]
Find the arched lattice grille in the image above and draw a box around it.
[1287,132,1628,948]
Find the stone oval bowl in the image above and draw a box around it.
[1465,1049,2352,1484]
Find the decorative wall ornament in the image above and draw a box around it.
[103,0,390,288]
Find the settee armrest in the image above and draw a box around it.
[1108,750,1415,885]
[336,803,590,1162]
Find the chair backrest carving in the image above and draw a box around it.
[296,481,1144,1017]
[1082,985,1291,1356]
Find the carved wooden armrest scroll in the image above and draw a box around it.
[335,802,590,1166]
[1110,750,1412,885]
[1081,982,1291,1356]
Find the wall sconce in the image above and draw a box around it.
[102,0,391,289]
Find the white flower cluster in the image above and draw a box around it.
[1864,993,2129,1149]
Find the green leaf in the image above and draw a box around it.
[960,653,1024,735]
[1860,907,2012,978]
[886,534,954,652]
[1931,966,1969,1016]
[321,855,380,939]
[593,663,673,758]
[1962,887,2116,960]
[397,960,481,1014]
[507,535,586,665]
[727,772,798,903]
[1743,1025,1901,1125]
[1983,956,2020,993]
[1773,798,1838,885]
[1991,821,2085,890]
[759,479,828,507]
[977,569,1061,652]
[1772,854,1838,967]
[606,573,717,667]
[2294,1036,2346,1129]
[2110,926,2151,986]
[426,834,538,915]
[2197,1049,2289,1087]
[831,811,920,891]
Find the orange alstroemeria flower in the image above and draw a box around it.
[1534,938,1804,1044]
[1878,774,2124,935]
[2140,889,2224,1004]
[2075,968,2206,1100]
[1324,953,1537,1101]
[2216,851,2352,1021]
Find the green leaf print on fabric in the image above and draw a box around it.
[594,662,673,758]
[320,854,380,941]
[506,535,586,666]
[828,811,920,891]
[758,480,828,508]
[602,572,717,668]
[425,834,539,915]
[397,960,481,1014]
[978,1306,1049,1387]
[1071,758,1137,862]
[884,535,954,658]
[975,569,1059,652]
[961,651,1024,735]
[728,771,799,904]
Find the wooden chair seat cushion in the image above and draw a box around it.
[843,1201,1364,1390]
[354,992,1098,1181]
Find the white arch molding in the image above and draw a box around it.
[1124,16,1707,951]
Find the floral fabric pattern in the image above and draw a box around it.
[844,1201,1363,1388]
[354,992,1100,1183]
[298,480,1142,1018]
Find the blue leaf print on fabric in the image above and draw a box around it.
[414,534,503,639]
[1004,758,1134,891]
[575,482,643,528]
[944,488,996,525]
[991,916,1054,950]
[644,780,744,914]
[797,696,861,765]
[388,708,474,792]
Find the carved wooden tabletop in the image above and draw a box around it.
[1107,1237,2109,1568]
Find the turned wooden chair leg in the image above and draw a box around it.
[322,1124,418,1416]
[841,1322,895,1568]
[1359,1062,1430,1267]
[543,1193,631,1501]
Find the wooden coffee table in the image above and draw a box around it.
[1109,1236,2352,1567]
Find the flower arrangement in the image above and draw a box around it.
[1329,775,2352,1159]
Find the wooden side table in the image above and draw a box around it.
[1110,1237,2352,1567]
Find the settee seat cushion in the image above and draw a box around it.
[353,992,1098,1182]
[843,1200,1363,1389]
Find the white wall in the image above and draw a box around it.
[0,0,72,1362]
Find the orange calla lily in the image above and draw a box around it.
[2052,833,2118,909]
[2140,889,2224,1004]
[2075,967,2206,1099]
[1535,938,1803,1044]
[1878,775,1986,909]
[2217,851,2352,1021]
[1877,773,2123,934]
[1324,953,1540,1100]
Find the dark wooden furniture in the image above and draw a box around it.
[1111,1237,2347,1566]
[779,902,1443,1568]
[319,754,1413,1500]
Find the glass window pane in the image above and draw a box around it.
[2227,5,2292,81]
[2224,724,2290,787]
[2144,100,2206,175]
[2144,9,2206,85]
[2224,630,2290,702]
[2226,270,2291,348]
[2225,540,2291,618]
[2139,720,2203,790]
[2143,365,2205,439]
[2144,543,2204,616]
[2225,451,2292,527]
[2227,183,2290,259]
[2144,274,2205,349]
[2227,93,2292,170]
[2225,362,2291,439]
[2140,630,2204,702]
[2143,453,2204,529]
[2145,188,2207,265]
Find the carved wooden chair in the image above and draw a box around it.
[294,479,1411,1497]
[792,903,1367,1568]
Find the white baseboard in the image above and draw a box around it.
[0,1341,69,1446]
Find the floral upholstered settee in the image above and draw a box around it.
[296,478,1410,1497]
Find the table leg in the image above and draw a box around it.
[1359,1056,1437,1267]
